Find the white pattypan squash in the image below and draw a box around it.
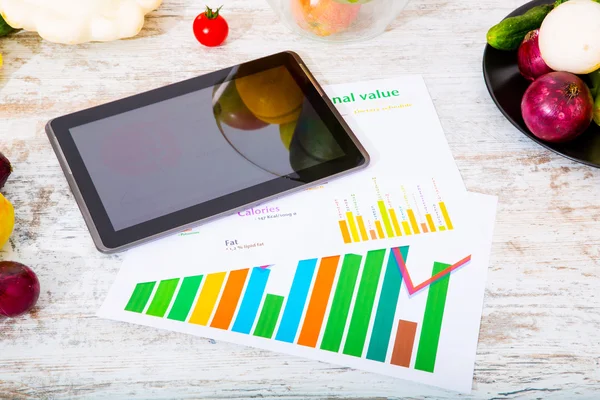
[0,0,162,44]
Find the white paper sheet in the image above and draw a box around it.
[97,76,496,393]
[98,193,497,393]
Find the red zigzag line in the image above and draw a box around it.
[391,247,472,295]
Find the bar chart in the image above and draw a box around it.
[335,178,454,244]
[124,246,460,374]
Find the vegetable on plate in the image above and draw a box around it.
[517,29,553,81]
[486,3,553,51]
[538,0,600,74]
[521,72,594,143]
[0,0,162,44]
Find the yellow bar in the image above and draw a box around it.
[439,226,447,231]
[401,221,412,236]
[346,212,360,242]
[439,202,454,230]
[189,272,227,325]
[377,201,395,237]
[375,220,385,238]
[338,220,352,244]
[426,214,437,232]
[388,209,403,237]
[407,209,421,234]
[356,216,369,241]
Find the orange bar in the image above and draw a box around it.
[298,256,340,347]
[370,229,378,240]
[375,220,385,238]
[391,320,418,367]
[356,216,369,241]
[421,223,429,233]
[338,220,352,244]
[426,214,437,232]
[210,268,249,330]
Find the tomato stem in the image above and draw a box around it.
[205,5,223,19]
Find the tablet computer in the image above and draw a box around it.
[46,51,369,254]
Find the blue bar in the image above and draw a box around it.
[231,267,271,334]
[275,258,318,343]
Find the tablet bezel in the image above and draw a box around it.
[46,51,369,253]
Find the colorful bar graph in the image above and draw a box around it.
[421,223,429,233]
[343,249,386,357]
[370,230,377,240]
[356,216,369,241]
[346,212,360,242]
[338,220,352,244]
[388,209,403,237]
[366,247,408,362]
[168,275,203,321]
[375,220,385,238]
[407,209,421,234]
[439,202,453,230]
[125,245,464,376]
[426,214,437,232]
[391,320,418,367]
[377,201,395,238]
[231,268,271,334]
[402,221,412,236]
[146,278,179,317]
[275,259,317,343]
[125,281,156,313]
[189,272,226,326]
[298,256,340,348]
[254,294,284,339]
[321,254,362,352]
[415,262,451,372]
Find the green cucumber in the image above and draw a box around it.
[0,14,15,37]
[486,4,554,51]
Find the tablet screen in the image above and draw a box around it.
[69,66,345,231]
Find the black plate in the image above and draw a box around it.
[483,0,600,168]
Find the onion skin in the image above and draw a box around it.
[0,261,40,318]
[517,30,553,81]
[521,72,594,143]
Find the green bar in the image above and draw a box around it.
[320,254,363,352]
[146,278,180,317]
[415,262,451,372]
[343,249,386,357]
[377,201,395,237]
[254,294,285,339]
[167,275,203,321]
[366,247,408,362]
[124,282,156,313]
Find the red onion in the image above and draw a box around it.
[522,72,594,143]
[518,30,553,82]
[0,261,40,318]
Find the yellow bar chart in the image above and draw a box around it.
[334,179,455,245]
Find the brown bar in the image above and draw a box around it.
[391,320,418,367]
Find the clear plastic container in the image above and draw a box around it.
[267,0,408,42]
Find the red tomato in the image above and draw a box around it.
[193,6,229,47]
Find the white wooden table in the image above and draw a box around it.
[1,0,599,398]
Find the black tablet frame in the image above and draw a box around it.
[46,51,369,253]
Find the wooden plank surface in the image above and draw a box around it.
[1,0,599,398]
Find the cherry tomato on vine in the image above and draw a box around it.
[193,6,229,47]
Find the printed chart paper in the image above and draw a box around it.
[98,193,497,393]
[115,76,467,271]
